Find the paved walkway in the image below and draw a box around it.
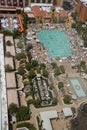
[29,101,78,130]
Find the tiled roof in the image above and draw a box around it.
[32,6,46,17]
[0,6,16,10]
[59,10,68,17]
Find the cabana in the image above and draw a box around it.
[62,107,73,118]
[36,39,40,43]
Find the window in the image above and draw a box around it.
[42,0,45,3]
[37,0,40,3]
[25,0,29,6]
[48,0,51,3]
[31,0,34,3]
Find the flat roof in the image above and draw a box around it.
[5,57,14,69]
[7,89,18,106]
[62,107,73,117]
[6,72,16,88]
[5,36,14,44]
[40,110,58,130]
[0,34,8,130]
[80,0,87,3]
[6,45,15,56]
[5,36,15,56]
[80,0,87,6]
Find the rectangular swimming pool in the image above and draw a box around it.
[37,30,72,57]
[68,77,86,98]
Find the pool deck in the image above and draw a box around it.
[37,29,72,57]
[68,77,87,98]
[8,24,87,130]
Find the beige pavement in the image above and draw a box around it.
[29,101,78,130]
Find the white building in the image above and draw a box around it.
[62,107,73,117]
[40,110,58,130]
[0,34,8,130]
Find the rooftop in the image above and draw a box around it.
[0,34,8,130]
[6,44,15,56]
[5,57,14,70]
[80,0,87,3]
[32,6,46,17]
[59,10,68,17]
[5,36,14,44]
[40,110,58,130]
[62,107,73,117]
[7,89,19,106]
[80,0,87,6]
[6,72,16,88]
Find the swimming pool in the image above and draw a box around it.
[68,77,86,98]
[37,30,72,57]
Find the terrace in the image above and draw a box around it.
[33,76,51,106]
[5,57,14,70]
[0,16,19,31]
[7,89,19,106]
[6,72,16,89]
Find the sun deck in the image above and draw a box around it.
[68,77,87,98]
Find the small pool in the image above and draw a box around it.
[37,29,72,57]
[68,77,86,98]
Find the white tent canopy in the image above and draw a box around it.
[62,107,73,117]
[31,3,53,7]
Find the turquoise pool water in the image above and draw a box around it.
[68,77,86,98]
[37,30,72,57]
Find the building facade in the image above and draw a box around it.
[0,0,63,7]
[77,0,87,21]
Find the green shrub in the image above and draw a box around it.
[31,60,38,67]
[59,65,65,73]
[54,67,60,75]
[28,69,36,79]
[18,66,26,76]
[71,107,76,114]
[5,64,13,72]
[17,122,36,130]
[51,62,57,69]
[17,42,23,49]
[42,69,48,78]
[5,52,12,57]
[52,98,58,105]
[58,82,64,89]
[40,63,46,69]
[27,99,35,106]
[63,95,71,104]
[15,52,26,60]
[16,106,31,121]
[25,63,32,71]
[8,103,18,114]
[26,43,33,51]
[6,40,12,46]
